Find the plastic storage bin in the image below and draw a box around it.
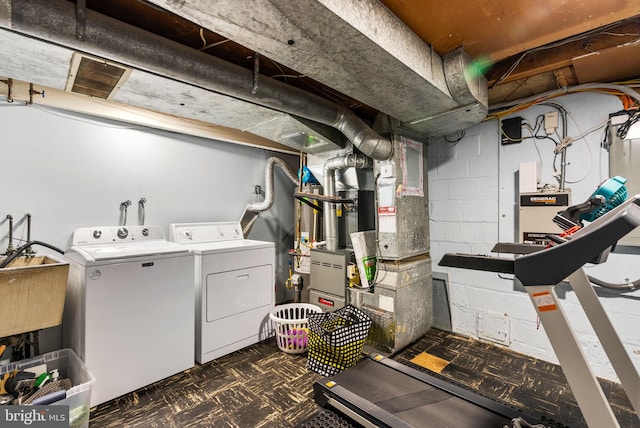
[269,303,322,354]
[0,348,95,428]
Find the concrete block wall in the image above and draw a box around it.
[429,92,640,381]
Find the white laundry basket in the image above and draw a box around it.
[269,303,323,354]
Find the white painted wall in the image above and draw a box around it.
[1,104,297,351]
[428,92,640,381]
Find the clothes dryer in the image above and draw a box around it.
[170,221,275,364]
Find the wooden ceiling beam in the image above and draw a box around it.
[486,20,640,86]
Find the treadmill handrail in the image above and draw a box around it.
[439,253,515,274]
[515,195,640,286]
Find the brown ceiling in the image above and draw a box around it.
[382,0,640,62]
[80,0,640,118]
[380,0,640,105]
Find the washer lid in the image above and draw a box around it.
[67,225,189,262]
[68,240,189,262]
[69,240,189,262]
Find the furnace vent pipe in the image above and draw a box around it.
[4,0,393,160]
[245,157,300,213]
[323,154,371,251]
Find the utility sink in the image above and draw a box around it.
[0,254,69,337]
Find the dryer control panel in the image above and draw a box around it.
[169,222,244,244]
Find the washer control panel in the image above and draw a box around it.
[169,221,244,244]
[72,225,165,245]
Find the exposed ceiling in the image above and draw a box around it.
[1,0,639,153]
[382,0,640,104]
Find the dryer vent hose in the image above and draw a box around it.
[245,157,300,213]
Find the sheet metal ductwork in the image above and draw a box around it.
[0,0,393,160]
[323,154,371,251]
[147,0,489,137]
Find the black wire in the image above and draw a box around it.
[534,135,559,145]
[0,241,65,269]
[531,115,545,135]
[615,109,640,140]
[602,122,611,149]
[521,115,560,145]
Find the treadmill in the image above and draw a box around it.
[313,195,640,427]
[314,353,540,427]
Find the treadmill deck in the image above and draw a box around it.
[313,355,542,427]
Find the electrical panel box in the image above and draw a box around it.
[519,191,570,245]
[501,116,522,145]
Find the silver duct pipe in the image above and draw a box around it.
[246,157,300,213]
[323,154,371,251]
[4,0,393,160]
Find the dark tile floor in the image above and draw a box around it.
[89,340,321,427]
[396,330,639,428]
[88,328,639,428]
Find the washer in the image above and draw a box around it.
[169,221,275,364]
[63,225,194,407]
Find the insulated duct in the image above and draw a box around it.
[146,0,488,137]
[240,157,299,237]
[323,154,371,251]
[2,0,393,160]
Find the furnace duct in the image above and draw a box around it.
[1,0,393,160]
[144,0,488,137]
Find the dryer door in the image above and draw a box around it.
[206,264,273,322]
[201,263,274,360]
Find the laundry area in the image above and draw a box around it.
[1,1,640,427]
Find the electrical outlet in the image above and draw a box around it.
[544,111,559,135]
